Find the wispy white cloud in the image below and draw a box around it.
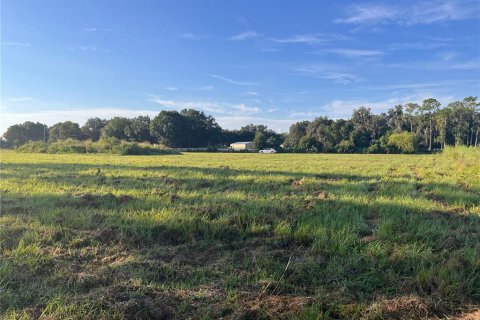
[294,65,361,84]
[335,4,396,24]
[375,58,480,71]
[322,73,361,84]
[336,1,480,25]
[327,48,384,57]
[83,27,98,31]
[197,85,214,91]
[447,60,480,70]
[389,42,448,50]
[359,79,478,91]
[270,34,329,45]
[164,87,179,91]
[8,97,33,102]
[2,42,31,47]
[76,45,97,51]
[233,104,260,114]
[209,74,258,86]
[180,33,209,40]
[230,31,263,41]
[147,95,262,116]
[245,91,259,96]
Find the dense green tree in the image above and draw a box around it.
[101,117,132,140]
[350,107,374,149]
[150,111,189,147]
[49,121,83,142]
[387,132,419,153]
[306,116,336,151]
[253,131,267,149]
[180,109,222,147]
[81,118,107,141]
[337,139,355,153]
[253,129,282,149]
[2,121,48,146]
[283,121,310,148]
[448,101,474,146]
[125,116,152,142]
[387,105,405,132]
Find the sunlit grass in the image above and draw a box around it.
[0,149,479,319]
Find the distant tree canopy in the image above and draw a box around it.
[125,116,152,143]
[101,117,132,141]
[283,96,479,153]
[2,96,479,152]
[2,121,47,147]
[81,118,107,142]
[49,121,83,142]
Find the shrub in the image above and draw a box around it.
[47,139,87,153]
[337,139,355,153]
[16,137,178,155]
[387,132,419,153]
[16,141,49,153]
[366,142,384,154]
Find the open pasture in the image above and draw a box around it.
[1,150,479,319]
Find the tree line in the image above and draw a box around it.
[2,96,479,153]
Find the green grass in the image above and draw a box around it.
[1,149,479,319]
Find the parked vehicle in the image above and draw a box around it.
[259,148,277,154]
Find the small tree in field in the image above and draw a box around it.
[387,132,419,153]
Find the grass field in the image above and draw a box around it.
[1,149,479,319]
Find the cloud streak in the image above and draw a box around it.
[209,74,258,86]
[230,31,262,41]
[147,95,262,116]
[8,97,33,102]
[2,42,31,47]
[294,65,361,84]
[336,0,480,25]
[270,34,329,45]
[328,48,384,57]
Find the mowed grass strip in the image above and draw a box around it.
[0,149,479,319]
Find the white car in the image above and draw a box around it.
[259,148,277,154]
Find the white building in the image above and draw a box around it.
[229,141,254,151]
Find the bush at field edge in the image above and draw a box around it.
[15,138,179,155]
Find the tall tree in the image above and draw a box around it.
[150,111,189,147]
[101,117,132,140]
[2,121,48,146]
[387,105,405,132]
[180,109,222,147]
[81,118,107,141]
[404,103,420,132]
[449,101,473,146]
[49,121,83,142]
[350,107,374,149]
[463,96,480,146]
[283,121,310,148]
[421,98,441,150]
[252,129,283,149]
[435,107,451,149]
[125,116,152,142]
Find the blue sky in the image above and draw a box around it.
[1,0,479,133]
